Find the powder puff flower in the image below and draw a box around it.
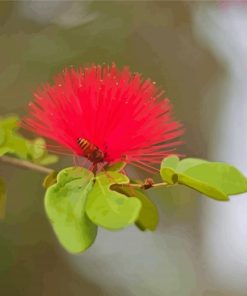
[23,64,184,173]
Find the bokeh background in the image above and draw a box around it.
[1,1,247,295]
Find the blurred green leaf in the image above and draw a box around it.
[0,116,29,158]
[161,156,247,201]
[86,172,141,230]
[28,137,58,165]
[4,131,29,159]
[37,154,59,165]
[105,161,126,172]
[0,115,58,164]
[0,126,6,145]
[0,147,10,157]
[0,178,6,219]
[29,137,46,160]
[45,167,97,253]
[43,171,58,189]
[0,115,19,130]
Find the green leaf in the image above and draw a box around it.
[86,172,142,230]
[161,157,247,201]
[0,126,6,146]
[29,137,46,160]
[1,130,29,159]
[0,147,10,157]
[176,158,208,172]
[0,116,58,164]
[181,162,247,195]
[112,185,158,231]
[28,137,58,164]
[105,162,127,172]
[0,178,7,219]
[0,116,29,158]
[161,155,179,170]
[132,190,159,231]
[27,137,58,165]
[37,154,59,165]
[43,171,58,189]
[45,167,97,253]
[6,132,29,159]
[160,155,180,184]
[0,116,19,130]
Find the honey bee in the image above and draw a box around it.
[77,138,105,163]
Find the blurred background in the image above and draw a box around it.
[1,1,247,295]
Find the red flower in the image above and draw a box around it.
[23,64,183,172]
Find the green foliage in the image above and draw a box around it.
[0,146,10,157]
[43,171,58,189]
[44,156,247,253]
[86,172,141,230]
[105,160,158,231]
[0,126,5,146]
[37,155,58,166]
[113,185,159,231]
[131,189,159,231]
[105,161,126,172]
[2,113,247,253]
[0,116,29,158]
[0,178,6,219]
[0,115,19,131]
[0,115,58,165]
[27,138,58,165]
[161,156,247,201]
[45,167,97,253]
[29,137,46,160]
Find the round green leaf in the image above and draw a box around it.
[161,155,179,170]
[45,167,97,253]
[86,172,142,230]
[113,185,159,231]
[161,156,247,201]
[178,173,228,201]
[182,162,247,196]
[176,158,207,172]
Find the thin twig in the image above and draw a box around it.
[0,155,53,174]
[120,182,170,190]
[152,182,171,188]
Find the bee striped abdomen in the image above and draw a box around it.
[77,138,105,163]
[77,138,90,150]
